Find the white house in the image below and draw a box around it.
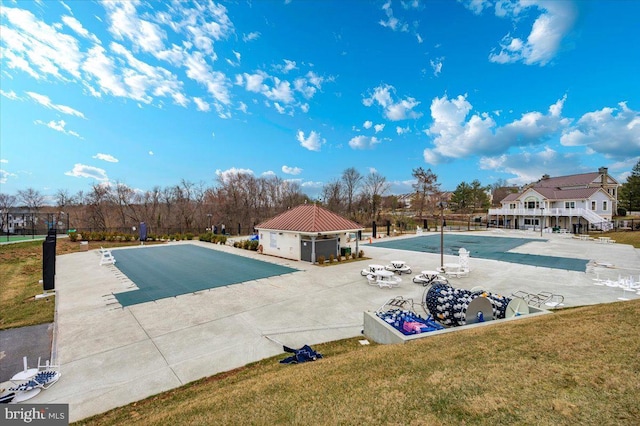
[488,167,619,232]
[255,204,364,263]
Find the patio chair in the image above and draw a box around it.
[377,275,402,289]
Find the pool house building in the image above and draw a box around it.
[488,167,620,233]
[255,203,364,263]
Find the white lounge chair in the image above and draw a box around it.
[99,247,116,266]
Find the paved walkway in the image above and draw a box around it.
[27,231,640,422]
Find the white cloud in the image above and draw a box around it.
[379,0,409,32]
[26,92,85,118]
[0,159,7,163]
[294,77,317,99]
[82,45,128,98]
[560,102,640,159]
[61,15,101,44]
[1,6,84,80]
[103,1,166,55]
[301,180,323,189]
[430,57,444,76]
[65,163,108,181]
[193,97,210,112]
[479,147,584,185]
[423,93,569,164]
[264,77,294,103]
[215,167,254,183]
[148,151,154,156]
[0,169,18,184]
[162,2,233,56]
[274,59,297,73]
[363,120,373,129]
[374,124,385,133]
[183,50,231,107]
[472,0,579,66]
[274,102,286,114]
[282,165,302,175]
[243,32,260,42]
[348,135,381,150]
[93,153,119,163]
[297,130,325,151]
[396,126,410,134]
[465,0,492,15]
[1,89,20,100]
[113,42,187,103]
[363,84,422,121]
[34,119,82,138]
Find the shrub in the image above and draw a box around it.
[199,232,212,242]
[68,232,78,242]
[185,233,194,240]
[248,240,259,251]
[317,255,326,264]
[351,252,357,260]
[219,236,227,245]
[358,250,364,258]
[337,255,342,262]
[329,254,335,263]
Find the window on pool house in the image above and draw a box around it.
[591,201,596,210]
[603,201,608,211]
[565,201,575,209]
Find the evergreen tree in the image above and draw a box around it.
[619,159,640,212]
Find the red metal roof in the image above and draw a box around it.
[255,204,363,233]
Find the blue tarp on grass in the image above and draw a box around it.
[370,234,589,272]
[113,244,298,307]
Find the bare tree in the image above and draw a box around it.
[86,183,112,231]
[0,193,16,232]
[363,171,390,222]
[321,179,343,213]
[17,188,45,213]
[113,182,137,229]
[341,167,362,219]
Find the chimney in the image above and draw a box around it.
[599,167,608,185]
[541,174,550,180]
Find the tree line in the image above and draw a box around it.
[2,160,638,235]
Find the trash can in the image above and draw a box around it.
[340,247,351,257]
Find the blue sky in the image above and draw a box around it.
[1,0,639,200]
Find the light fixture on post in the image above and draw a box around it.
[540,206,545,236]
[440,204,444,268]
[207,213,212,233]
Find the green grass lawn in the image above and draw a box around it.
[75,299,640,425]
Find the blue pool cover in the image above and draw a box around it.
[370,234,589,272]
[113,244,298,307]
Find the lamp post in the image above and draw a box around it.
[540,207,545,236]
[438,201,446,270]
[207,213,212,233]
